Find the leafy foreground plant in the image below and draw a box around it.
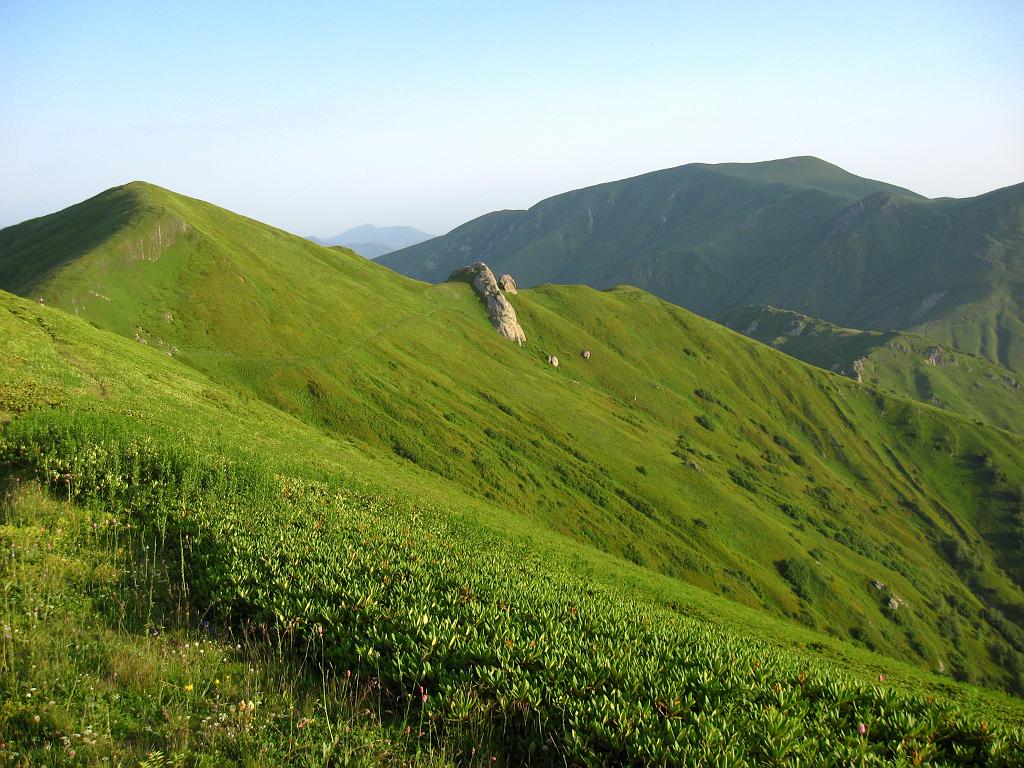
[2,414,1020,766]
[0,479,467,767]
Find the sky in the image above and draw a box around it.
[1,1,1022,237]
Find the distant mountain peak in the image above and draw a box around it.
[308,224,433,258]
[378,157,1023,371]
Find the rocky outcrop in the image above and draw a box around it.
[581,349,591,360]
[547,355,559,367]
[492,293,526,344]
[852,357,867,383]
[498,274,518,293]
[447,262,526,345]
[925,347,957,368]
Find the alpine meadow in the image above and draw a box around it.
[2,3,1024,765]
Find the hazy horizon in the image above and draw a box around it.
[2,1,1022,237]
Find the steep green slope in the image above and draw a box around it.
[3,184,1024,697]
[378,158,1024,372]
[718,305,1024,434]
[3,290,1024,765]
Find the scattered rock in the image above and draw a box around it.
[886,595,906,611]
[872,580,885,590]
[581,349,592,360]
[498,274,518,293]
[547,355,559,367]
[686,459,702,473]
[447,262,526,345]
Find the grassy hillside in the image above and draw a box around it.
[718,305,1024,435]
[1,481,443,767]
[378,157,1024,372]
[2,183,1024,700]
[3,184,1024,761]
[3,290,1023,765]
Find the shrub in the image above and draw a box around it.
[777,558,827,603]
[695,414,715,431]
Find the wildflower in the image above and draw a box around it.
[33,715,40,724]
[184,684,194,692]
[878,673,885,682]
[858,723,867,735]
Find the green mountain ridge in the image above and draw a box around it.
[2,181,1024,761]
[378,157,1024,372]
[717,305,1024,435]
[4,287,1022,763]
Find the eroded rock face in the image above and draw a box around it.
[490,293,526,345]
[852,357,867,383]
[448,262,526,345]
[498,274,518,293]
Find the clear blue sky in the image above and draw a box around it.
[2,1,1021,236]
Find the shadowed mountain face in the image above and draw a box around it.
[717,305,1024,435]
[3,181,1024,695]
[378,157,1024,372]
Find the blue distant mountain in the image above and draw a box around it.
[308,224,433,258]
